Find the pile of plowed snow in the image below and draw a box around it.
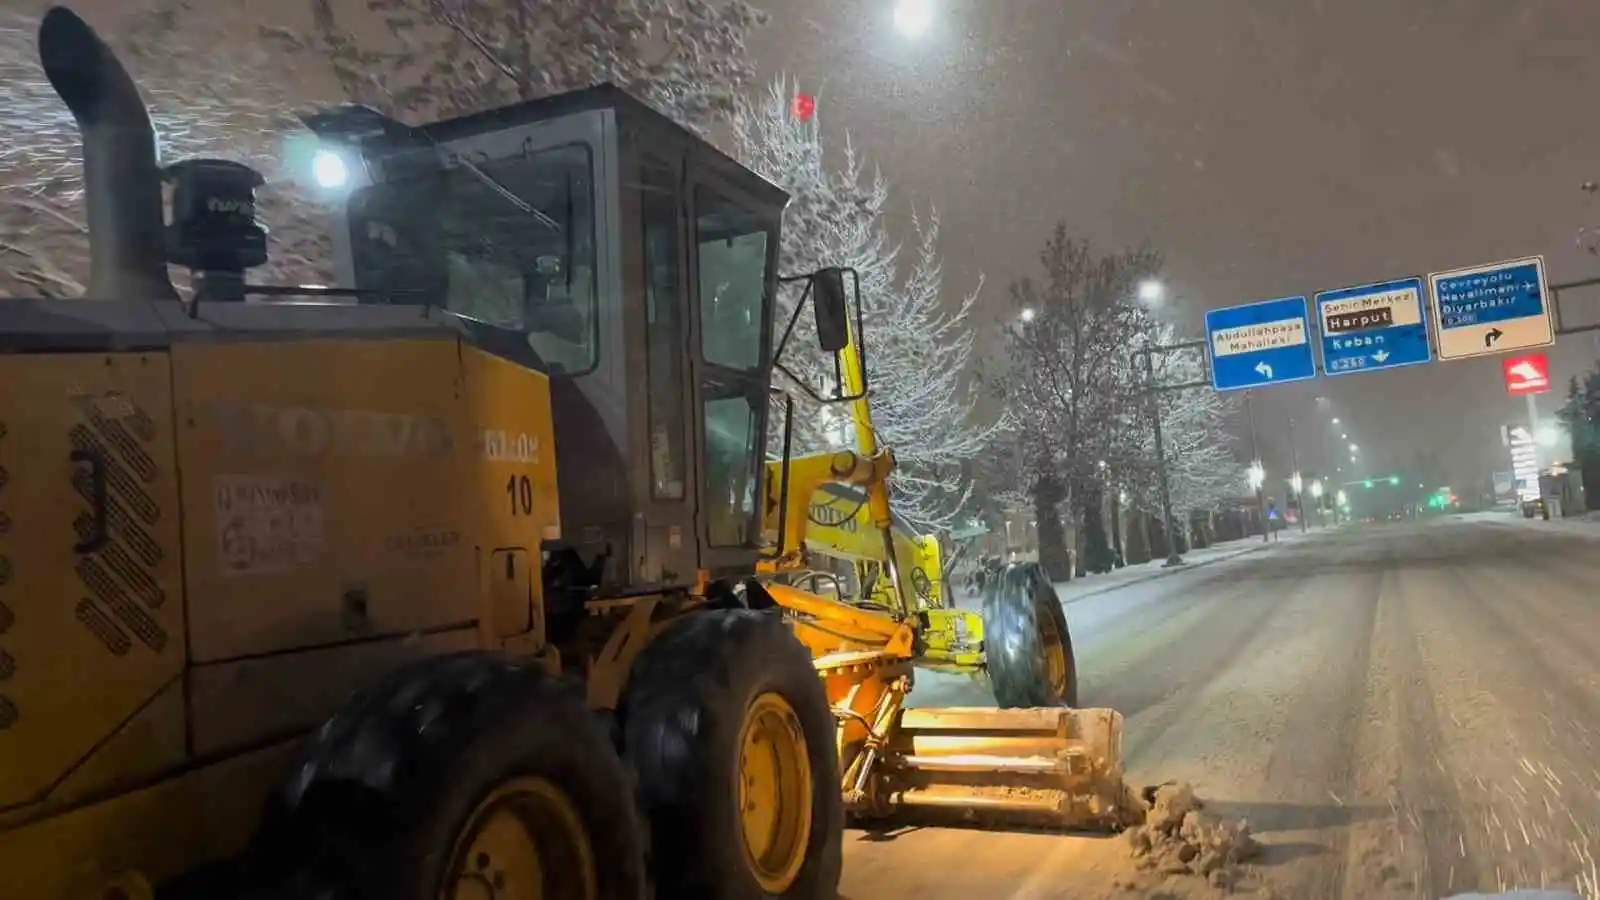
[1124,782,1262,891]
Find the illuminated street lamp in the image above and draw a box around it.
[1289,472,1304,494]
[1247,460,1266,490]
[1331,417,1340,425]
[1138,279,1165,303]
[1348,442,1359,453]
[892,0,935,37]
[1019,307,1036,324]
[1311,480,1324,499]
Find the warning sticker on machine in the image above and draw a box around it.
[213,475,325,576]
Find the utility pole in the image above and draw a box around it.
[1288,415,1306,534]
[1246,391,1267,543]
[1141,344,1184,566]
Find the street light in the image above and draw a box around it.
[1311,480,1324,499]
[1340,433,1348,440]
[1331,417,1340,425]
[1289,472,1303,494]
[1138,279,1165,303]
[1348,443,1359,452]
[1247,460,1265,490]
[892,0,935,37]
[1019,307,1036,324]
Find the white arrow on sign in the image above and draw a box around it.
[1372,350,1390,363]
[1255,361,1274,379]
[1508,361,1544,382]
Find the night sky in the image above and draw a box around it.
[749,0,1600,489]
[36,0,1600,488]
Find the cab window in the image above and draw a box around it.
[346,142,599,375]
[695,183,775,547]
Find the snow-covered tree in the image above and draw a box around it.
[1123,321,1245,539]
[0,4,329,295]
[991,226,1159,578]
[730,80,1003,533]
[266,0,765,134]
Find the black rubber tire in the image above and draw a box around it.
[981,562,1079,708]
[621,608,843,899]
[243,651,648,900]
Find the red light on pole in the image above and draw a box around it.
[1502,353,1552,396]
[792,92,817,122]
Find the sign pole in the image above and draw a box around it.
[1526,392,1546,518]
[1246,392,1267,543]
[1288,416,1307,534]
[1142,346,1184,567]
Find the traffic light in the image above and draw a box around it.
[1388,475,1399,486]
[1363,479,1373,489]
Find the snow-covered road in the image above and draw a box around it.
[840,517,1600,899]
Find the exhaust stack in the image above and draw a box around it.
[37,6,176,300]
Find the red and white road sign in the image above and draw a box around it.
[1501,353,1551,396]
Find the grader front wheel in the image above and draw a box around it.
[981,562,1079,708]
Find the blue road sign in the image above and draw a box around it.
[1204,295,1317,392]
[1427,256,1553,361]
[1314,277,1432,378]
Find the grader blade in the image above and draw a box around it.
[883,706,1145,830]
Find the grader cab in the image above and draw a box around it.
[0,8,1139,900]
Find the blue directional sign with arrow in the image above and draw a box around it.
[1204,295,1318,392]
[1427,256,1553,361]
[1314,277,1432,377]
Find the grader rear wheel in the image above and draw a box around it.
[622,608,843,899]
[444,776,599,900]
[243,652,647,900]
[735,692,815,892]
[981,562,1079,708]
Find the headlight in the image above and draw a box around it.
[311,148,350,189]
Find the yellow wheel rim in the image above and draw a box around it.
[443,776,596,900]
[737,691,814,893]
[1037,597,1071,702]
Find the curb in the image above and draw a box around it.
[1054,540,1278,605]
[1472,517,1600,540]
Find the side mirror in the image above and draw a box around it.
[811,267,850,352]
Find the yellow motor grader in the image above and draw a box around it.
[769,477,1043,687]
[754,282,1131,824]
[0,8,1137,900]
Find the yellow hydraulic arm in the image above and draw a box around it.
[759,276,916,618]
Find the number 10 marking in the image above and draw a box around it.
[505,474,534,517]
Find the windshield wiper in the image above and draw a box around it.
[454,155,562,233]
